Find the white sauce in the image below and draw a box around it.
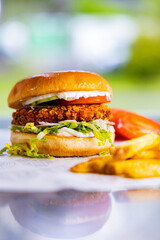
[23,91,111,106]
[39,119,114,127]
[12,119,114,138]
[55,125,114,138]
[56,127,94,137]
[38,119,115,137]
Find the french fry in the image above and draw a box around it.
[133,150,160,159]
[105,159,160,178]
[71,133,160,179]
[153,143,160,151]
[111,132,160,160]
[71,156,111,174]
[71,157,160,178]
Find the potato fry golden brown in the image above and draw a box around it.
[72,157,160,178]
[111,132,160,160]
[133,150,160,159]
[71,132,160,179]
[105,159,160,178]
[71,156,111,174]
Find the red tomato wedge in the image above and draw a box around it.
[111,108,160,139]
[59,96,110,105]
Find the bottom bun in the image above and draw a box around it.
[11,132,115,157]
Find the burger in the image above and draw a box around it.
[5,71,114,158]
[9,190,112,238]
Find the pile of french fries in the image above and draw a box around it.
[71,132,160,178]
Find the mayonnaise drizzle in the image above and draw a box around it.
[23,91,111,106]
[12,119,115,138]
[39,119,115,138]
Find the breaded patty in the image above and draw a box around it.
[12,104,112,126]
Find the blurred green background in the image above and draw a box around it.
[0,0,160,121]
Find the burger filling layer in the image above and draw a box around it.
[23,91,111,106]
[11,119,115,139]
[12,104,112,126]
[6,119,114,158]
[1,93,114,158]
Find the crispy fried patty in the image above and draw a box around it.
[12,104,112,126]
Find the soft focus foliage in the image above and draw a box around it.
[125,36,160,76]
[0,0,160,118]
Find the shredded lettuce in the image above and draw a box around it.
[0,141,53,159]
[0,146,8,154]
[30,96,59,106]
[99,150,109,156]
[11,121,114,146]
[11,123,41,134]
[0,131,52,158]
[1,121,114,158]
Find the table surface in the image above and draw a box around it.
[1,119,160,240]
[0,188,160,240]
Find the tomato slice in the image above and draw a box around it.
[59,96,110,105]
[111,108,160,139]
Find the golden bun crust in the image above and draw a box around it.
[11,131,114,157]
[8,71,112,109]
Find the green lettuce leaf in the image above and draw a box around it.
[2,120,114,158]
[0,146,8,154]
[99,150,109,156]
[11,121,114,146]
[1,140,53,159]
[11,123,42,134]
[30,96,59,106]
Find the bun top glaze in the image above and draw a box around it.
[8,71,112,109]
